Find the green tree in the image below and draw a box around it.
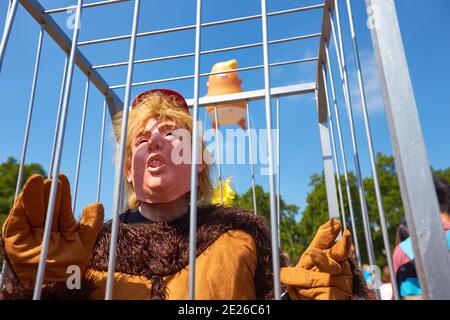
[363,153,403,266]
[297,173,332,252]
[233,185,302,263]
[0,156,47,231]
[433,167,450,184]
[298,153,405,267]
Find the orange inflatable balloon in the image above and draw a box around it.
[205,59,247,130]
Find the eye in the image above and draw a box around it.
[164,131,176,140]
[136,137,147,145]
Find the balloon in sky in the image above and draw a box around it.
[205,59,247,130]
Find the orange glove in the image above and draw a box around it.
[280,219,353,300]
[2,174,104,284]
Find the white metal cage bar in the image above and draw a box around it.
[365,0,450,299]
[109,57,318,90]
[32,0,84,300]
[92,33,321,70]
[105,0,141,300]
[14,27,44,200]
[0,0,18,72]
[2,0,13,41]
[19,0,123,117]
[97,100,107,203]
[0,16,44,293]
[316,87,340,221]
[49,57,69,177]
[45,0,130,14]
[187,0,203,300]
[315,0,341,223]
[76,4,324,47]
[72,78,91,215]
[276,97,281,247]
[186,83,316,107]
[321,62,347,230]
[213,106,223,205]
[329,8,378,277]
[246,102,258,216]
[261,0,281,300]
[344,0,399,300]
[324,43,362,267]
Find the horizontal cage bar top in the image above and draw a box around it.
[92,33,322,70]
[185,82,316,107]
[18,0,123,116]
[109,57,318,89]
[45,0,131,14]
[77,4,324,46]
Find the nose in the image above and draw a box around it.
[148,132,164,152]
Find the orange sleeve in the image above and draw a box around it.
[165,229,258,299]
[84,269,153,300]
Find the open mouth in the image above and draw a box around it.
[147,154,165,169]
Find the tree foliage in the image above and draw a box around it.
[297,153,450,268]
[0,157,47,229]
[233,185,303,263]
[433,167,450,184]
[228,153,419,267]
[0,157,46,264]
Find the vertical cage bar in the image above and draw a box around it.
[0,0,18,73]
[260,0,281,300]
[14,26,44,199]
[49,57,69,177]
[213,106,223,204]
[276,97,281,247]
[0,261,6,291]
[325,43,362,266]
[365,0,450,299]
[120,184,127,213]
[330,8,378,274]
[97,100,107,202]
[345,0,399,300]
[246,102,258,216]
[2,0,12,39]
[1,19,44,294]
[316,87,340,222]
[72,78,90,215]
[105,0,140,300]
[33,0,84,300]
[188,0,203,300]
[322,62,347,230]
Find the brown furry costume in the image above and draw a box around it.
[88,205,289,300]
[1,205,370,300]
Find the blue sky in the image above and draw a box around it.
[0,0,449,221]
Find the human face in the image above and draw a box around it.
[126,118,202,203]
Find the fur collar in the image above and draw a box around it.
[88,205,288,299]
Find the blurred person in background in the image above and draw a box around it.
[392,177,450,299]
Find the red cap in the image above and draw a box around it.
[131,88,189,113]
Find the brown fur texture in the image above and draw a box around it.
[0,250,97,300]
[88,205,289,299]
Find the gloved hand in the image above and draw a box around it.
[2,174,104,283]
[280,219,353,300]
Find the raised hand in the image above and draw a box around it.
[2,174,104,283]
[280,219,354,300]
